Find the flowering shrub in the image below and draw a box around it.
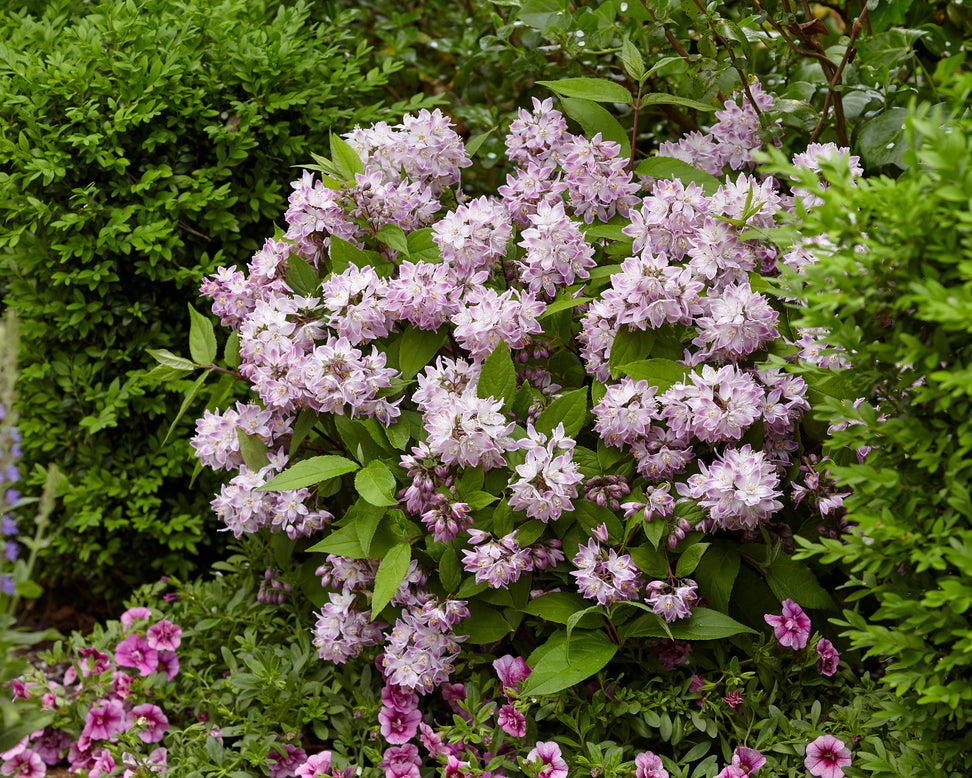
[136,70,924,776]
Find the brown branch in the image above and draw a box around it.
[810,4,869,144]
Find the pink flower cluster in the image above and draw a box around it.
[2,607,178,776]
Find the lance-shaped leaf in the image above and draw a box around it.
[258,455,359,491]
[148,348,196,372]
[478,341,517,409]
[355,460,398,507]
[535,387,587,438]
[371,543,411,619]
[237,430,269,472]
[539,77,632,104]
[187,304,217,365]
[521,630,617,696]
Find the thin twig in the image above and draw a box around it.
[810,4,869,143]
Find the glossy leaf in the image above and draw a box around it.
[355,460,398,507]
[371,543,411,618]
[258,455,359,491]
[539,77,632,104]
[521,630,618,696]
[478,341,517,409]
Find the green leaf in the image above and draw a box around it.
[522,592,594,624]
[536,387,587,438]
[376,224,409,256]
[693,541,740,612]
[353,502,387,556]
[460,601,513,644]
[465,491,499,511]
[478,341,517,409]
[634,157,722,194]
[615,358,689,392]
[406,228,441,263]
[258,455,359,491]
[609,328,656,379]
[622,608,755,640]
[236,430,268,471]
[355,460,398,507]
[621,37,646,82]
[306,524,365,558]
[14,579,43,599]
[640,92,716,112]
[857,107,909,169]
[517,0,569,33]
[224,332,241,370]
[643,516,668,550]
[371,543,411,618]
[398,326,448,379]
[539,78,632,104]
[539,295,593,320]
[440,543,462,592]
[161,371,208,445]
[559,98,631,160]
[330,131,365,181]
[289,408,318,457]
[187,304,218,366]
[761,553,836,610]
[285,253,321,296]
[675,542,709,578]
[465,127,496,158]
[328,236,372,276]
[148,348,197,371]
[521,630,618,696]
[572,499,622,542]
[626,543,670,578]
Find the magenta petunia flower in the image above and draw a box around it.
[493,655,531,695]
[805,735,852,778]
[296,751,332,778]
[145,620,182,652]
[114,634,159,677]
[764,598,811,650]
[526,741,568,778]
[129,703,169,744]
[731,746,766,774]
[634,751,669,778]
[497,704,526,737]
[816,639,840,676]
[1,748,45,778]
[119,606,152,629]
[378,705,421,745]
[83,699,127,742]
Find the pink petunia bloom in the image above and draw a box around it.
[146,620,182,651]
[119,606,153,629]
[731,747,765,774]
[1,748,45,778]
[296,752,332,777]
[493,655,531,696]
[525,742,568,778]
[381,744,421,778]
[129,703,169,744]
[83,699,127,741]
[764,598,811,650]
[497,704,526,737]
[378,705,421,745]
[722,690,744,709]
[816,639,840,676]
[634,751,668,778]
[804,735,852,778]
[157,651,180,681]
[89,749,116,778]
[267,744,307,778]
[443,755,471,778]
[114,634,159,677]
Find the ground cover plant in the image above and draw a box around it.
[4,1,972,776]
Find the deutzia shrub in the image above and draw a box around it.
[154,85,892,775]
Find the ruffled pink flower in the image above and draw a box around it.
[114,634,159,677]
[731,747,765,774]
[1,748,45,778]
[381,744,421,778]
[296,752,332,778]
[525,742,568,778]
[146,620,182,651]
[635,751,668,778]
[804,735,852,778]
[129,703,169,744]
[764,598,811,650]
[816,639,839,676]
[378,705,421,745]
[157,651,180,681]
[493,655,531,696]
[83,698,127,741]
[119,607,153,629]
[497,704,526,737]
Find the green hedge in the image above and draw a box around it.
[0,0,425,599]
